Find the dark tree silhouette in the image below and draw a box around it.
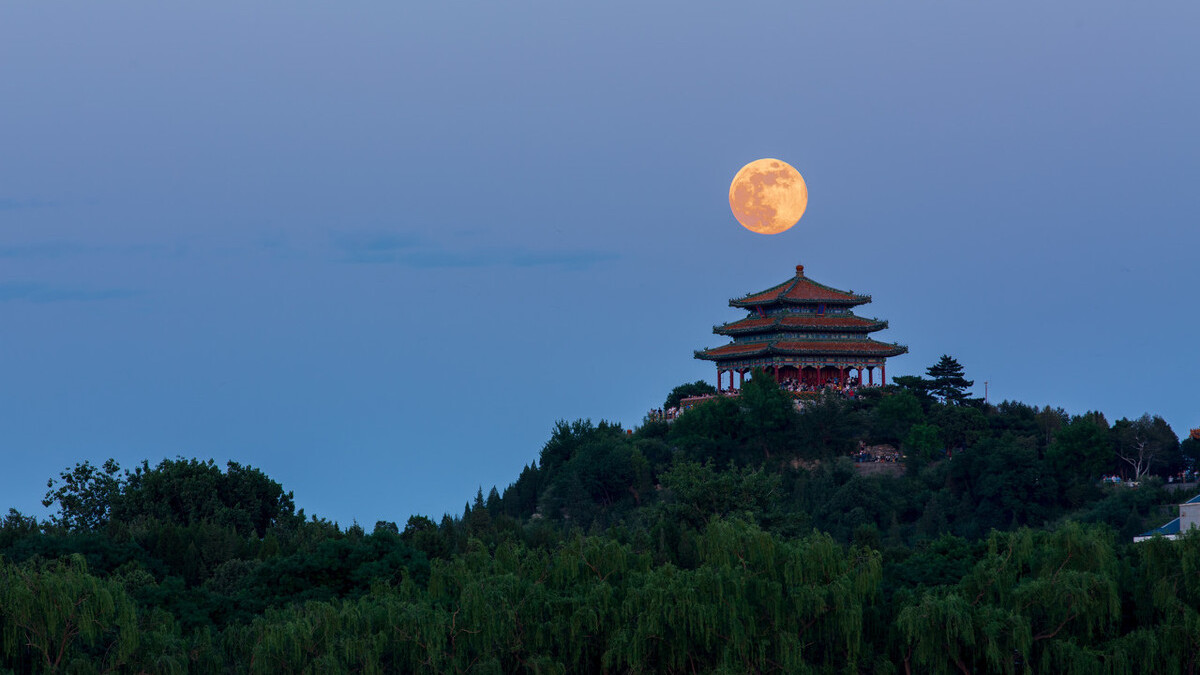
[663,380,717,411]
[925,355,974,404]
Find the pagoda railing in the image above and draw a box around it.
[729,296,872,304]
[697,342,909,357]
[712,318,890,332]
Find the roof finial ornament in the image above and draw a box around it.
[796,264,804,277]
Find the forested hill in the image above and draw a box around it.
[3,370,1200,673]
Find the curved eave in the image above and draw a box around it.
[696,340,909,361]
[714,317,888,336]
[728,274,872,307]
[730,296,871,309]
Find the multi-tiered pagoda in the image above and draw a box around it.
[696,265,906,392]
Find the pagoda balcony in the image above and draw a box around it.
[710,317,889,332]
[727,295,873,305]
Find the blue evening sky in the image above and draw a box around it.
[2,2,1197,526]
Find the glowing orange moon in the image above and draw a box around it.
[728,158,808,235]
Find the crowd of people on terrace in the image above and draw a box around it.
[648,377,866,422]
[779,376,860,394]
[646,408,677,422]
[852,443,902,463]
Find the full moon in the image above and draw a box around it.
[728,158,808,235]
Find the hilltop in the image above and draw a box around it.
[2,366,1199,673]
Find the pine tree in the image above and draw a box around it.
[926,355,974,404]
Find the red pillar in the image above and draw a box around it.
[773,366,780,383]
[868,367,874,386]
[738,370,744,388]
[881,363,886,386]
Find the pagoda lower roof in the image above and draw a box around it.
[731,267,869,307]
[696,339,908,361]
[715,314,886,335]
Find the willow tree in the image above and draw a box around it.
[605,518,881,673]
[898,523,1123,674]
[0,555,140,674]
[1133,529,1200,673]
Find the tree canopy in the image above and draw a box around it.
[5,372,1198,673]
[925,354,975,404]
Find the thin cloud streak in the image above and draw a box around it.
[332,231,618,270]
[510,250,619,270]
[0,198,59,212]
[0,242,92,259]
[332,232,423,263]
[0,282,139,303]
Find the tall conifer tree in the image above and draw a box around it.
[926,355,974,404]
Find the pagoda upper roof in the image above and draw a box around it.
[715,314,887,335]
[695,338,908,361]
[730,265,869,307]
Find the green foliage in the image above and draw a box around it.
[1111,414,1180,480]
[1181,436,1200,468]
[795,390,859,459]
[1047,415,1113,506]
[1075,482,1179,542]
[885,534,977,592]
[890,375,935,406]
[608,519,881,673]
[9,387,1200,672]
[535,420,650,527]
[870,390,925,444]
[0,510,38,551]
[949,433,1059,537]
[42,459,122,532]
[668,395,745,464]
[1134,530,1200,673]
[656,461,781,529]
[903,422,943,473]
[929,402,988,453]
[898,522,1123,674]
[737,369,802,458]
[115,458,298,537]
[0,555,139,673]
[662,379,717,411]
[925,354,975,405]
[235,533,429,614]
[402,515,449,560]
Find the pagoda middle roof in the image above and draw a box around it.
[731,265,870,307]
[696,338,908,361]
[715,314,887,335]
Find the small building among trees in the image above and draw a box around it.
[1134,493,1200,542]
